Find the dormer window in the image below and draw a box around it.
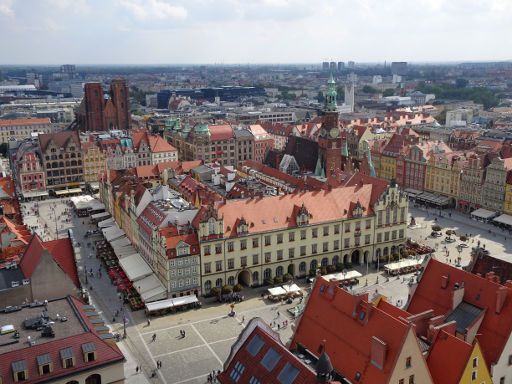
[11,360,27,382]
[37,354,52,375]
[81,342,96,362]
[296,203,309,226]
[208,218,216,235]
[60,347,75,368]
[237,217,248,235]
[352,201,364,218]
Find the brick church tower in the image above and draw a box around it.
[110,79,130,130]
[316,74,343,178]
[81,83,105,131]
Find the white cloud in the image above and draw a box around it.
[0,0,14,17]
[118,0,187,20]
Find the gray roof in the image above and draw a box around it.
[36,353,52,365]
[0,268,25,291]
[81,342,96,353]
[233,129,254,139]
[11,360,27,371]
[445,301,483,334]
[60,347,74,360]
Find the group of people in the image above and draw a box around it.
[207,370,221,383]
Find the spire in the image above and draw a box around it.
[366,142,376,177]
[324,73,337,112]
[341,140,349,157]
[315,154,325,178]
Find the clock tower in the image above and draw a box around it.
[318,74,342,178]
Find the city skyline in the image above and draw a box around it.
[0,0,511,65]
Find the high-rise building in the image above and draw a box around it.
[344,83,355,113]
[322,61,329,71]
[391,61,408,75]
[60,64,76,74]
[337,61,345,72]
[347,61,355,69]
[329,61,336,72]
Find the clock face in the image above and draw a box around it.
[330,128,339,138]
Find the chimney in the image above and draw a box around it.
[451,282,465,310]
[441,275,449,289]
[406,309,435,336]
[496,286,508,314]
[370,336,387,369]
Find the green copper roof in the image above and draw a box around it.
[314,155,325,178]
[324,73,337,112]
[194,123,210,135]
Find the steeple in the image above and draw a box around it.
[315,154,326,178]
[341,140,349,157]
[324,73,337,112]
[367,146,376,177]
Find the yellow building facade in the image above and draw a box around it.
[380,154,397,181]
[504,179,512,215]
[425,153,463,201]
[82,143,106,184]
[459,342,492,384]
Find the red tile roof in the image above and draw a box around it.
[291,277,418,384]
[0,216,32,245]
[0,177,15,198]
[133,164,159,178]
[19,235,79,288]
[407,258,512,369]
[209,124,234,141]
[0,296,124,384]
[38,131,80,152]
[219,318,319,384]
[148,134,176,153]
[0,118,50,127]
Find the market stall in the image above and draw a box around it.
[118,253,153,282]
[470,208,497,222]
[323,270,362,285]
[384,258,424,275]
[145,295,200,315]
[91,211,110,222]
[102,225,126,242]
[267,286,287,301]
[282,283,303,297]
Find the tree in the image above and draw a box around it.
[210,287,220,297]
[432,224,442,232]
[455,78,468,88]
[362,85,378,94]
[221,285,233,295]
[383,89,395,97]
[273,276,283,285]
[283,273,293,283]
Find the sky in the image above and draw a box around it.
[0,0,511,65]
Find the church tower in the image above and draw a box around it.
[317,74,342,178]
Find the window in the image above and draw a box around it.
[241,257,247,267]
[409,375,415,384]
[323,242,328,252]
[377,233,382,243]
[471,371,477,380]
[311,244,317,254]
[277,234,283,244]
[277,362,300,384]
[500,377,505,384]
[288,248,295,258]
[261,348,281,371]
[392,230,397,240]
[399,380,404,384]
[265,235,271,246]
[406,357,411,368]
[203,245,211,255]
[229,361,245,382]
[399,229,404,239]
[204,262,211,273]
[215,244,222,254]
[334,240,339,250]
[228,259,234,269]
[312,228,318,238]
[378,211,383,225]
[86,352,95,362]
[249,377,261,384]
[473,357,478,368]
[228,242,234,252]
[289,232,295,242]
[240,240,247,250]
[344,238,350,248]
[300,229,307,240]
[334,224,340,234]
[252,238,259,248]
[365,219,371,229]
[345,223,351,233]
[355,221,361,231]
[384,232,390,241]
[265,252,271,263]
[246,335,265,356]
[253,254,259,265]
[365,234,371,245]
[323,226,329,236]
[300,246,306,256]
[277,250,283,260]
[216,261,222,272]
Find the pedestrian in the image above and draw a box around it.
[183,330,186,337]
[147,319,151,326]
[152,333,156,342]
[208,373,212,382]
[136,366,139,374]
[242,316,245,323]
[278,324,280,330]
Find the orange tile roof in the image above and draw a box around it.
[207,184,378,237]
[148,134,176,153]
[0,216,31,244]
[407,258,512,369]
[291,277,416,383]
[0,177,15,198]
[133,164,159,178]
[38,130,80,152]
[209,124,234,141]
[0,118,50,127]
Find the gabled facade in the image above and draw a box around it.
[481,157,512,212]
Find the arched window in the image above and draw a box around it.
[321,257,329,267]
[59,161,64,167]
[228,276,235,286]
[332,255,339,266]
[252,271,259,284]
[276,266,283,277]
[264,268,271,279]
[215,278,223,288]
[310,259,318,271]
[299,262,306,272]
[383,247,389,256]
[204,280,212,291]
[85,374,101,384]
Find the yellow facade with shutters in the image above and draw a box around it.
[459,342,492,384]
[504,182,512,215]
[380,155,397,181]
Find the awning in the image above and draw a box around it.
[102,225,126,242]
[134,274,167,302]
[55,189,71,196]
[470,208,496,220]
[118,253,153,282]
[415,192,451,206]
[22,191,49,199]
[404,188,423,197]
[384,257,424,271]
[114,245,137,259]
[91,211,110,220]
[323,270,362,281]
[282,283,301,294]
[98,218,115,228]
[493,214,512,226]
[90,182,100,190]
[267,287,287,296]
[145,295,199,313]
[68,188,82,194]
[110,236,131,249]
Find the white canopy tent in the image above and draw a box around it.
[384,257,424,274]
[98,218,116,228]
[282,283,301,294]
[110,236,131,249]
[91,211,110,221]
[118,253,153,282]
[470,208,497,221]
[114,245,137,259]
[323,270,363,282]
[102,225,126,242]
[267,286,287,297]
[493,214,512,226]
[134,274,167,302]
[145,295,199,313]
